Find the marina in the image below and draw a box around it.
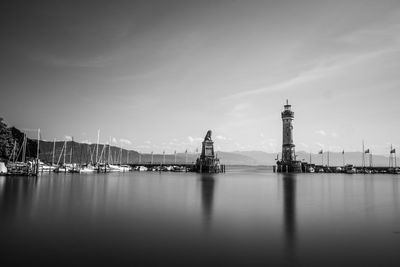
[0,113,398,176]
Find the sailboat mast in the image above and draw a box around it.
[362,140,364,168]
[36,128,40,175]
[79,143,82,167]
[52,138,56,167]
[120,145,122,165]
[12,141,17,163]
[108,137,111,164]
[63,140,67,166]
[70,137,74,165]
[56,141,65,166]
[22,133,26,162]
[95,129,100,164]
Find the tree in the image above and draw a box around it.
[0,117,15,160]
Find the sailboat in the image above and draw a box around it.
[54,139,70,173]
[79,143,95,173]
[6,132,32,175]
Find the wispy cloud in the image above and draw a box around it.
[223,70,322,100]
[64,135,72,141]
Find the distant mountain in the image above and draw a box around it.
[38,141,139,165]
[216,151,258,165]
[231,150,277,165]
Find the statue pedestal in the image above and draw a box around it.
[195,131,223,173]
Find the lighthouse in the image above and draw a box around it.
[277,100,302,172]
[282,99,295,162]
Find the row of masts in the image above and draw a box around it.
[52,137,127,167]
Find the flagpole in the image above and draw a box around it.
[370,153,373,168]
[342,150,345,166]
[327,151,330,167]
[185,149,188,164]
[163,151,165,165]
[321,151,323,166]
[362,140,365,169]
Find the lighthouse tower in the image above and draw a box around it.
[282,99,295,162]
[277,100,302,172]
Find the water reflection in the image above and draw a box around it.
[0,176,38,223]
[199,174,216,229]
[282,173,297,255]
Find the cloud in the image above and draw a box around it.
[314,142,325,148]
[331,132,338,138]
[144,140,151,144]
[188,136,202,143]
[64,135,72,141]
[112,137,118,144]
[315,130,327,136]
[216,135,227,140]
[223,70,322,100]
[120,138,132,145]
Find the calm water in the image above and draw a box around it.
[0,166,399,266]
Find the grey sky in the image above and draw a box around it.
[1,0,400,155]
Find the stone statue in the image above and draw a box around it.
[204,130,212,141]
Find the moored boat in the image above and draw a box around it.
[79,164,96,173]
[345,164,356,174]
[0,162,7,175]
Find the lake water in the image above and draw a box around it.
[0,166,399,266]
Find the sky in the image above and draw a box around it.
[1,0,400,155]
